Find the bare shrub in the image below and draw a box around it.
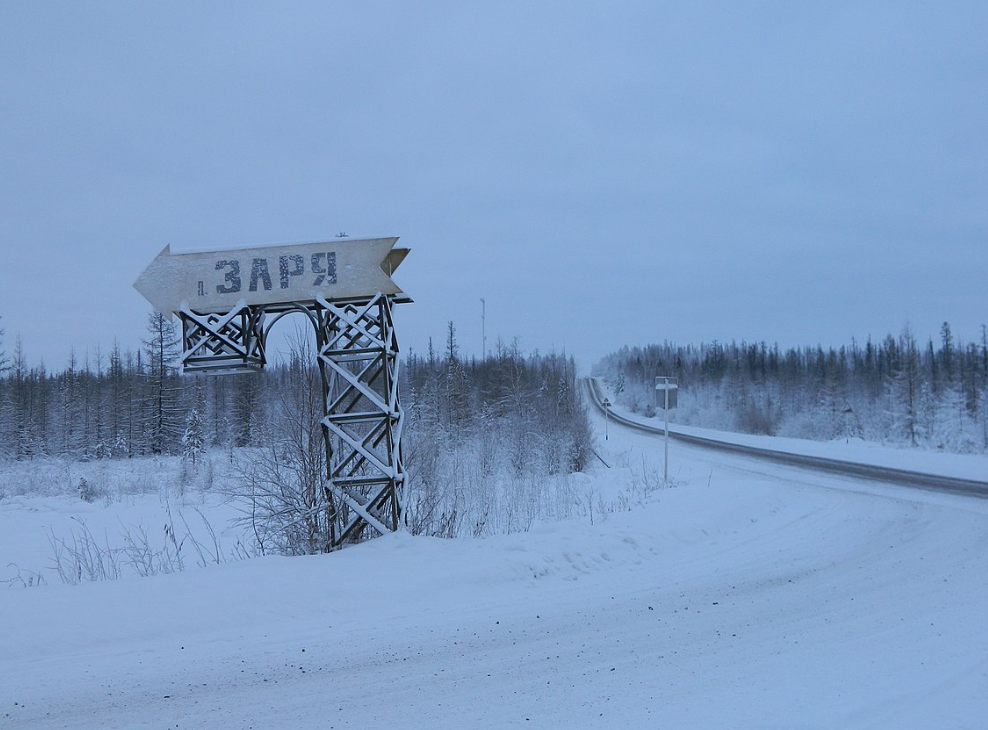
[77,477,108,504]
[47,509,232,584]
[2,564,47,588]
[228,331,338,555]
[49,518,121,584]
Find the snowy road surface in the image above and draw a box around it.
[586,377,988,491]
[2,413,987,728]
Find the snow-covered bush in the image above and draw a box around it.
[47,509,233,585]
[76,477,108,504]
[401,334,595,539]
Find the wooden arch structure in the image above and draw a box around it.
[178,292,406,548]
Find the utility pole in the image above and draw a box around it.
[480,297,486,360]
[602,397,611,440]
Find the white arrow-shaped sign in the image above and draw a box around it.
[134,237,409,314]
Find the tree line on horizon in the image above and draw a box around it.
[0,312,256,461]
[593,323,988,453]
[0,314,592,480]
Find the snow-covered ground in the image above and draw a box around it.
[0,455,246,587]
[2,409,987,729]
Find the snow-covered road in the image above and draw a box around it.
[2,413,987,729]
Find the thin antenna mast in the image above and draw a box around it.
[481,297,486,360]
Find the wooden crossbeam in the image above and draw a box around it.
[176,291,405,548]
[316,293,404,546]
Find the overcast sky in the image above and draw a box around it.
[2,2,986,372]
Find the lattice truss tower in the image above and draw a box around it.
[177,292,405,549]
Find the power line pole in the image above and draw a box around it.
[480,297,486,360]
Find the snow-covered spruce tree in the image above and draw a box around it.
[442,321,471,430]
[232,370,262,447]
[55,348,85,457]
[87,346,109,458]
[930,384,980,453]
[889,326,923,447]
[4,337,47,459]
[105,341,130,456]
[0,317,10,461]
[181,380,208,484]
[142,310,183,455]
[0,315,8,376]
[209,374,231,447]
[980,388,988,451]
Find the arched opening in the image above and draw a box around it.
[178,295,405,551]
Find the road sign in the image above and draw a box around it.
[655,377,678,409]
[655,376,678,481]
[134,237,409,315]
[132,236,411,551]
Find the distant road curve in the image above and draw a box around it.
[583,378,988,499]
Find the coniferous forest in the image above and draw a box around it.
[5,314,988,464]
[0,314,589,460]
[0,314,593,541]
[593,323,988,453]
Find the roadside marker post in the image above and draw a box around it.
[655,377,679,482]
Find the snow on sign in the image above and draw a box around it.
[134,237,409,314]
[131,236,411,549]
[655,377,678,409]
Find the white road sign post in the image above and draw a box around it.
[656,377,679,482]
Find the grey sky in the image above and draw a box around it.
[2,2,986,371]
